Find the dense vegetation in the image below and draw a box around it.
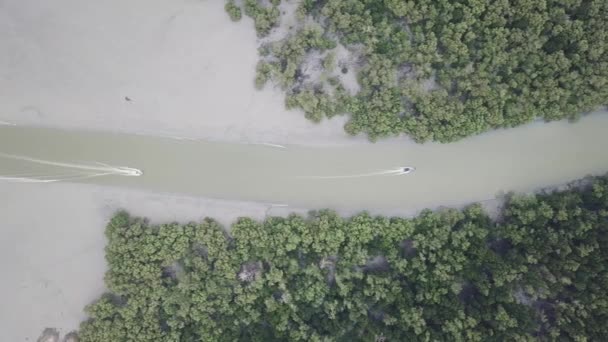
[78,175,608,341]
[226,0,607,142]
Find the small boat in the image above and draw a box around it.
[401,167,415,174]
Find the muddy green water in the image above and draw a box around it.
[1,113,608,211]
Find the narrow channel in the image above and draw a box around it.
[1,112,607,211]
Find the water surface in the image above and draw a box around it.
[1,113,608,212]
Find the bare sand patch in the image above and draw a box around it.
[0,181,307,341]
[0,0,354,146]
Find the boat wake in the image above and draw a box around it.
[296,167,415,180]
[252,142,287,149]
[0,152,143,183]
[0,172,115,183]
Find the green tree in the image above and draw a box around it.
[224,0,242,21]
[228,0,608,142]
[78,174,608,341]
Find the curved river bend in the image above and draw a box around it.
[1,113,608,212]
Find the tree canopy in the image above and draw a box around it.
[226,0,608,142]
[78,174,608,341]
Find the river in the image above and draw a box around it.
[1,112,608,212]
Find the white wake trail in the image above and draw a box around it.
[0,176,57,183]
[0,171,116,184]
[0,172,92,179]
[256,143,287,149]
[0,153,142,176]
[296,167,414,180]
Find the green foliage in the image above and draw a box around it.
[322,51,336,72]
[79,175,608,341]
[229,0,608,142]
[254,26,338,92]
[254,61,278,89]
[286,88,340,122]
[224,0,242,22]
[243,0,281,36]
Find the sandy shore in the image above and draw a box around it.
[0,179,506,342]
[0,181,315,342]
[0,0,360,147]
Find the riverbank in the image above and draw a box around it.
[0,179,494,342]
[0,0,360,147]
[2,0,605,150]
[2,174,597,341]
[0,181,311,342]
[4,166,597,341]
